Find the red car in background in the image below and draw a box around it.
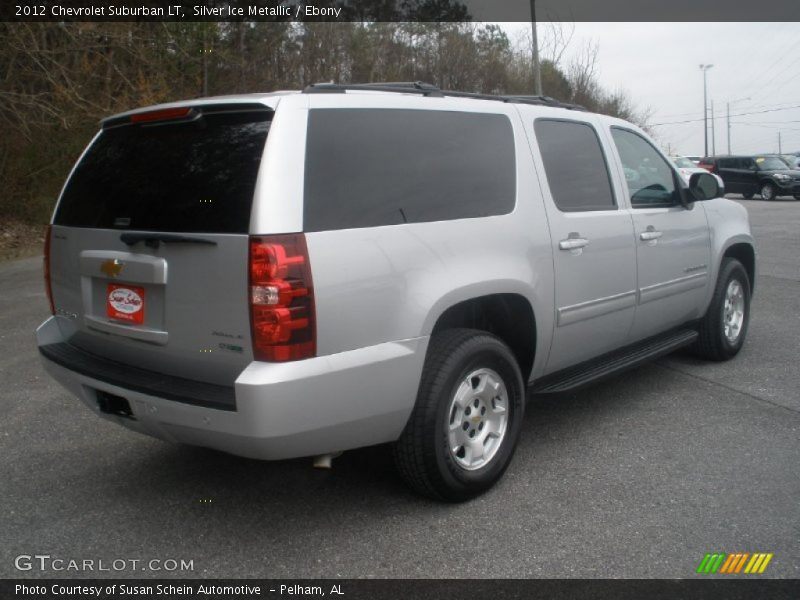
[698,157,718,172]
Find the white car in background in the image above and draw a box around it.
[673,156,723,186]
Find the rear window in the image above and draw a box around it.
[303,109,516,231]
[54,107,271,233]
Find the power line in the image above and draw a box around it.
[651,104,800,127]
[731,122,800,132]
[734,36,800,101]
[744,56,800,106]
[650,100,800,124]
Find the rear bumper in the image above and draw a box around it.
[36,316,428,460]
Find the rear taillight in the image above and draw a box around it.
[249,234,316,362]
[43,224,54,315]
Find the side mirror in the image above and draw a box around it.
[689,172,723,201]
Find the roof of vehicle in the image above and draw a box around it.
[101,82,592,126]
[701,155,769,161]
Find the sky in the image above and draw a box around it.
[500,22,800,157]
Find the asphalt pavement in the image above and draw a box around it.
[1,198,798,579]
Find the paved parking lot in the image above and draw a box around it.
[1,197,798,579]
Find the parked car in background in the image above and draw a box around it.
[685,155,702,165]
[672,156,714,184]
[713,155,800,200]
[698,156,717,172]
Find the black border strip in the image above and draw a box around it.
[3,579,800,600]
[3,0,800,23]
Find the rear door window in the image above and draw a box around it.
[54,106,272,233]
[533,119,616,212]
[303,109,516,231]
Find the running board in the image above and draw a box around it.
[532,329,698,394]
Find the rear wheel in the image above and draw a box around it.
[394,328,525,502]
[694,258,751,361]
[760,182,776,201]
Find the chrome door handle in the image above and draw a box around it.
[640,230,663,241]
[559,237,589,250]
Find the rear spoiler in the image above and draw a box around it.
[101,103,273,129]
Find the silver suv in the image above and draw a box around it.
[37,83,755,501]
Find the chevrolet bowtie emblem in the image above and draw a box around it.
[100,259,124,278]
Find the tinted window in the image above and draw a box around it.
[755,156,787,170]
[303,109,515,231]
[55,110,271,233]
[534,119,615,212]
[717,158,733,168]
[611,127,679,208]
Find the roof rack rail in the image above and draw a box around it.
[302,82,587,111]
[304,81,443,97]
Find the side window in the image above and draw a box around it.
[534,119,616,212]
[610,127,680,208]
[718,158,732,169]
[304,109,516,231]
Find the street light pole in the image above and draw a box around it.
[530,0,543,96]
[699,64,713,156]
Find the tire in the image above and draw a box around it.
[794,194,800,201]
[394,328,525,502]
[742,193,754,200]
[693,258,751,361]
[760,182,776,201]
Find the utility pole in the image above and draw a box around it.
[778,132,782,153]
[726,102,731,155]
[726,96,750,155]
[530,0,543,96]
[711,100,716,155]
[699,65,713,156]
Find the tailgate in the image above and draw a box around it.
[48,103,273,386]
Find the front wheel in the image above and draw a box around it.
[760,183,776,201]
[394,328,525,502]
[693,258,751,361]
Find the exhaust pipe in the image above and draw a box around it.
[312,452,342,469]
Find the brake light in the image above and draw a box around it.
[43,225,54,315]
[130,107,193,124]
[249,234,316,361]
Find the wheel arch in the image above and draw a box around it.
[722,241,756,295]
[429,292,537,382]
